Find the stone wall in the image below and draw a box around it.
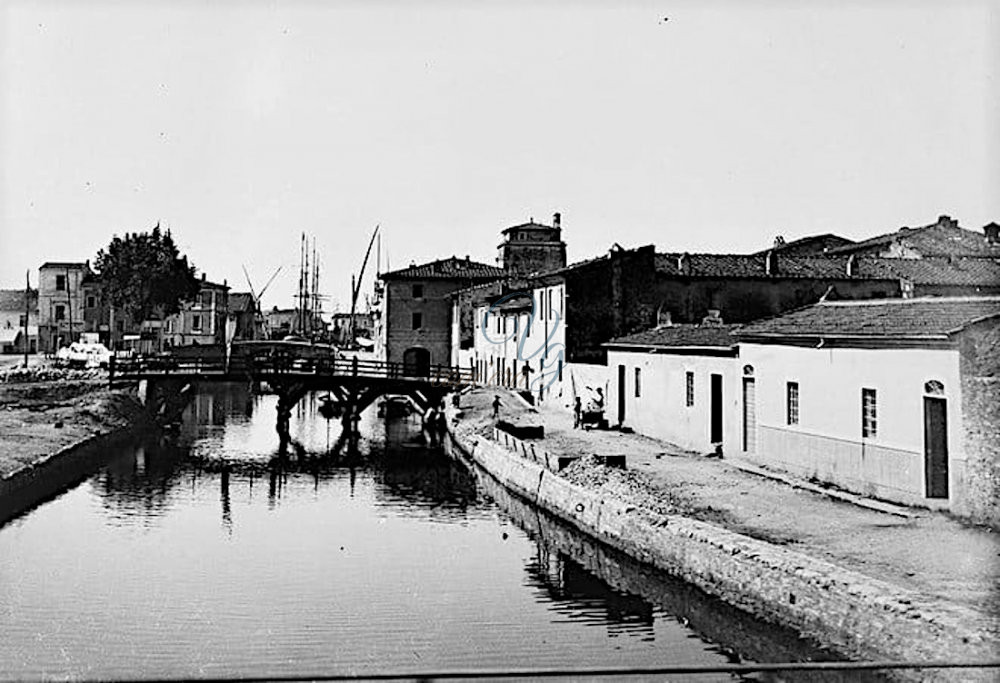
[958,319,1000,528]
[447,421,998,679]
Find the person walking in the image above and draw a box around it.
[573,396,582,429]
[492,394,501,419]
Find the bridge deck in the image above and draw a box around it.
[110,355,475,387]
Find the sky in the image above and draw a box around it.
[2,0,998,313]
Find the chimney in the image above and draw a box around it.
[773,235,786,248]
[938,215,957,229]
[765,250,778,276]
[201,273,206,282]
[465,254,471,263]
[553,212,561,230]
[846,254,857,277]
[984,222,1000,245]
[677,252,691,276]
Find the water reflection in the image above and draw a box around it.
[0,384,873,682]
[525,546,656,640]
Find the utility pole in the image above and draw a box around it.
[23,270,30,366]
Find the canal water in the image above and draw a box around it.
[0,384,870,681]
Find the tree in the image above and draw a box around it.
[94,224,201,323]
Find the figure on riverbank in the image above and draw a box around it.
[573,396,582,429]
[492,395,501,419]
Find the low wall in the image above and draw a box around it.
[755,425,939,509]
[447,421,998,680]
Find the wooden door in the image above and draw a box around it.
[617,364,626,425]
[742,377,756,453]
[710,374,723,444]
[924,397,949,499]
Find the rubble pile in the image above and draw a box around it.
[0,365,104,383]
[561,455,685,518]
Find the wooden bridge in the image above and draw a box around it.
[110,352,474,453]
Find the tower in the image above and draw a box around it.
[498,212,568,278]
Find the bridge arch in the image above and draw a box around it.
[402,346,431,378]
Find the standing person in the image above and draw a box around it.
[573,396,582,429]
[492,394,501,419]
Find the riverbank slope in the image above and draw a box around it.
[447,387,999,679]
[0,373,147,482]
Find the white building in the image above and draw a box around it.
[469,280,568,402]
[737,296,1000,516]
[603,319,741,455]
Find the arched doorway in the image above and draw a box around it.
[923,380,948,499]
[403,347,431,377]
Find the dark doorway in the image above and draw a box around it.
[742,377,756,453]
[923,397,949,499]
[617,364,626,425]
[403,347,430,377]
[710,374,723,444]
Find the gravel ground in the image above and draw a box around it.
[454,387,1000,619]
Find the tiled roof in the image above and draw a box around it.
[826,218,1000,258]
[656,253,887,279]
[381,256,505,281]
[0,289,37,312]
[228,292,256,313]
[40,261,89,270]
[738,297,1000,341]
[655,253,1000,287]
[752,234,855,256]
[606,324,740,349]
[875,257,1000,287]
[501,221,556,234]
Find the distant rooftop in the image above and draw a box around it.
[826,215,1000,258]
[380,256,505,281]
[752,234,855,256]
[738,296,1000,342]
[40,261,90,270]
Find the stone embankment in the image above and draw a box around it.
[446,388,1000,681]
[0,368,149,493]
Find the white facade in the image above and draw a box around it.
[607,349,740,455]
[471,282,568,402]
[739,342,964,509]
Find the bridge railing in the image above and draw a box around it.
[110,354,475,386]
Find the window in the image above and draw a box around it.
[862,388,877,438]
[412,312,422,330]
[786,382,799,425]
[18,314,27,327]
[200,291,213,308]
[558,359,563,382]
[412,284,424,299]
[86,295,96,309]
[192,315,202,332]
[55,305,66,321]
[55,274,66,291]
[635,368,642,397]
[548,290,553,318]
[685,371,695,407]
